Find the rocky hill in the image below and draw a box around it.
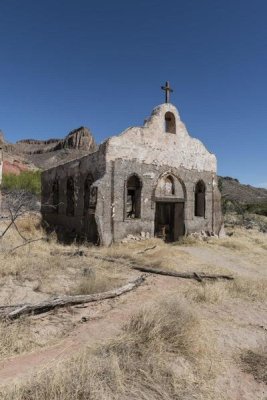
[0,127,97,170]
[219,176,267,204]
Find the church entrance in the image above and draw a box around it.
[154,202,184,242]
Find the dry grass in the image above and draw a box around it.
[183,276,267,304]
[69,268,125,295]
[240,348,267,384]
[0,313,75,361]
[0,214,132,299]
[227,277,267,301]
[209,226,267,252]
[1,298,221,400]
[174,234,204,246]
[0,319,36,359]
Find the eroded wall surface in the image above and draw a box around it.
[106,103,217,172]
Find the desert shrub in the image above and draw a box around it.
[1,171,41,195]
[244,202,267,216]
[69,270,124,295]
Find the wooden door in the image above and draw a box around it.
[155,202,175,242]
[174,202,185,241]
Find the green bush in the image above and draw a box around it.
[244,202,267,216]
[1,171,41,195]
[221,198,267,217]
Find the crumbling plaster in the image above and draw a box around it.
[106,103,217,173]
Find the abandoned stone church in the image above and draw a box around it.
[41,88,222,246]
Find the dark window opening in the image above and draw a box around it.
[84,174,93,215]
[195,180,206,217]
[52,179,59,214]
[165,112,176,134]
[66,177,75,216]
[126,175,142,219]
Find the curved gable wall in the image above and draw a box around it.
[106,103,217,173]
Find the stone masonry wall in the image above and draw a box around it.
[41,143,106,238]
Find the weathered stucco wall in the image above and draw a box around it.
[106,103,217,173]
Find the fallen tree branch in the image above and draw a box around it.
[4,275,145,320]
[131,266,234,281]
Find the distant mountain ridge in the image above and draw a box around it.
[0,127,97,170]
[219,176,267,204]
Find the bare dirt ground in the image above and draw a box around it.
[0,215,266,399]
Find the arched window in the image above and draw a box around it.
[126,175,142,219]
[52,179,59,214]
[66,177,75,216]
[165,112,176,134]
[195,180,206,217]
[164,175,175,195]
[84,174,93,215]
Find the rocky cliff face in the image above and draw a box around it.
[16,127,97,155]
[53,127,97,152]
[0,126,98,170]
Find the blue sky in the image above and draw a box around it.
[0,0,266,187]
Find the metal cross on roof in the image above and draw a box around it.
[161,81,173,103]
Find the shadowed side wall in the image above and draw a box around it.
[41,143,107,241]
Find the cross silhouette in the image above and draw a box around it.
[161,81,173,103]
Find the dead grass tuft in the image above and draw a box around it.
[69,269,124,295]
[184,281,229,304]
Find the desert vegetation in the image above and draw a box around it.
[1,171,41,195]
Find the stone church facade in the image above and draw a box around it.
[41,102,222,245]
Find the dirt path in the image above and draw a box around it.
[180,245,267,277]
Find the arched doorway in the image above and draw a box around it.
[154,174,185,242]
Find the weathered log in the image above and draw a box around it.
[4,275,145,320]
[131,266,234,281]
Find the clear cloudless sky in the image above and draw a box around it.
[0,0,266,187]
